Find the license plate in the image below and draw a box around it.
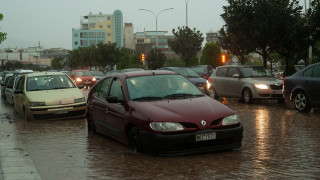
[196,132,216,142]
[273,90,282,94]
[85,82,91,84]
[198,86,205,90]
[55,110,68,115]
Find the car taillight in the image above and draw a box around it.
[202,74,208,79]
[283,77,286,85]
[208,77,210,82]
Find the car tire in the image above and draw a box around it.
[87,115,96,132]
[209,88,219,100]
[242,88,253,104]
[293,91,312,112]
[129,127,142,153]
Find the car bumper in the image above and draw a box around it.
[139,124,243,156]
[252,88,283,99]
[27,103,87,120]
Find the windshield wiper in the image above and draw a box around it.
[132,96,163,101]
[164,93,202,99]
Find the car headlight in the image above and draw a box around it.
[76,78,82,82]
[207,80,211,89]
[74,97,85,103]
[150,122,184,132]
[222,114,240,126]
[92,77,96,81]
[30,102,46,107]
[254,84,268,89]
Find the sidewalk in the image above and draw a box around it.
[0,112,41,180]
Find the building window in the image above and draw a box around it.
[107,25,111,28]
[97,32,105,38]
[107,17,111,20]
[99,25,103,28]
[107,33,111,36]
[75,41,78,45]
[74,33,78,37]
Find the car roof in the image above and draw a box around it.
[216,65,264,68]
[25,72,65,77]
[107,70,177,78]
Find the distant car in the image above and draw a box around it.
[13,72,87,121]
[1,73,14,99]
[283,62,320,112]
[210,65,284,103]
[158,67,212,96]
[86,70,243,155]
[189,65,214,79]
[70,70,96,88]
[60,70,71,77]
[90,70,105,81]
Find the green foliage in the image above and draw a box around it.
[5,61,23,70]
[117,53,143,69]
[168,26,204,67]
[163,58,185,67]
[145,48,167,70]
[200,42,222,69]
[0,13,7,44]
[51,57,66,70]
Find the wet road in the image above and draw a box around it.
[1,89,320,179]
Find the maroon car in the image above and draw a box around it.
[86,70,243,155]
[70,70,96,88]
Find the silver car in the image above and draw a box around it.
[209,65,284,103]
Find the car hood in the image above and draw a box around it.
[131,96,236,130]
[26,88,84,105]
[245,77,283,85]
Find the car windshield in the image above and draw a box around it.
[240,67,273,78]
[76,71,92,76]
[171,68,201,78]
[126,74,203,101]
[27,75,76,91]
[90,71,104,76]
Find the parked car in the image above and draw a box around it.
[70,70,96,88]
[5,74,23,105]
[90,70,105,81]
[105,70,121,75]
[60,71,71,77]
[189,65,214,79]
[13,72,87,121]
[210,65,284,103]
[1,73,14,99]
[283,62,320,112]
[158,67,212,96]
[86,70,243,155]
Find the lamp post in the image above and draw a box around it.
[139,8,174,48]
[185,0,190,27]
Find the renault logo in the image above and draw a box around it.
[201,120,206,126]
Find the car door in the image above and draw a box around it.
[89,77,112,133]
[226,67,243,97]
[13,76,26,115]
[104,78,126,141]
[213,67,228,96]
[307,64,320,103]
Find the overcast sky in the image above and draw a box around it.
[1,0,229,50]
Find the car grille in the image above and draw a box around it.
[33,110,86,120]
[269,84,283,90]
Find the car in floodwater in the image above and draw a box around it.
[86,70,243,156]
[283,62,320,112]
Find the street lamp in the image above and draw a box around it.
[139,8,174,48]
[185,0,190,27]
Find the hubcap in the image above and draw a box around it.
[294,94,306,110]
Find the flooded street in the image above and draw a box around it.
[1,89,320,179]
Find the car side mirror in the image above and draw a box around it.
[107,96,119,103]
[232,74,240,78]
[14,89,23,94]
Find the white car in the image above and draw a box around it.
[13,72,87,121]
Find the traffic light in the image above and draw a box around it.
[221,54,226,63]
[141,53,145,61]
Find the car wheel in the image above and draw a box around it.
[129,127,142,153]
[87,115,96,132]
[242,88,253,104]
[209,88,219,100]
[293,91,311,112]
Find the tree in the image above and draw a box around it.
[168,26,203,67]
[200,42,222,68]
[51,57,66,70]
[0,13,7,44]
[145,48,166,70]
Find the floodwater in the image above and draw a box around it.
[1,92,320,179]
